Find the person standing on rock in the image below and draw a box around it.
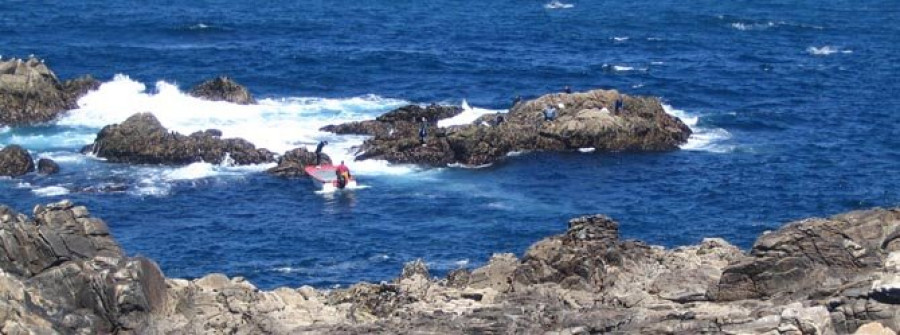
[315,140,328,166]
[419,117,428,146]
[615,95,624,114]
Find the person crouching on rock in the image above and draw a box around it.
[419,117,428,146]
[543,104,558,121]
[315,140,328,166]
[336,161,351,188]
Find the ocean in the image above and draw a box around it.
[1,0,898,289]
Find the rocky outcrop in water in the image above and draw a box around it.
[0,57,99,126]
[267,147,332,177]
[2,201,900,334]
[0,144,35,177]
[36,158,59,175]
[322,90,691,166]
[188,76,256,105]
[82,113,275,165]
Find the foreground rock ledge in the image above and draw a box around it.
[322,89,692,166]
[2,201,899,334]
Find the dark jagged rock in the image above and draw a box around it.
[322,90,692,167]
[36,157,59,175]
[0,144,35,177]
[0,201,166,333]
[0,58,99,126]
[266,147,331,177]
[188,76,256,105]
[321,104,463,137]
[82,113,275,165]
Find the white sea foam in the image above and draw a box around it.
[60,74,416,176]
[446,162,493,169]
[613,36,629,42]
[32,186,70,197]
[163,162,220,181]
[613,65,635,71]
[38,151,88,164]
[544,0,574,9]
[663,104,734,153]
[578,148,595,153]
[3,131,95,150]
[806,46,852,56]
[437,100,505,128]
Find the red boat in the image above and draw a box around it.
[304,165,357,191]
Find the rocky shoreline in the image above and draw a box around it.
[0,200,897,334]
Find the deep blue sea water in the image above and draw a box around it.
[1,0,899,289]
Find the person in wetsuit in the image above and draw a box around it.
[315,140,328,166]
[418,117,428,146]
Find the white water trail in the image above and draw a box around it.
[544,1,574,9]
[806,46,852,56]
[663,104,734,153]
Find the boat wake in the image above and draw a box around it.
[544,1,574,9]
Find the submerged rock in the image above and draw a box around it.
[0,57,99,126]
[322,89,691,167]
[82,112,275,165]
[36,157,59,175]
[0,144,35,177]
[188,76,256,105]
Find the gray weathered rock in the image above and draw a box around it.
[3,201,900,334]
[716,209,899,302]
[0,201,166,334]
